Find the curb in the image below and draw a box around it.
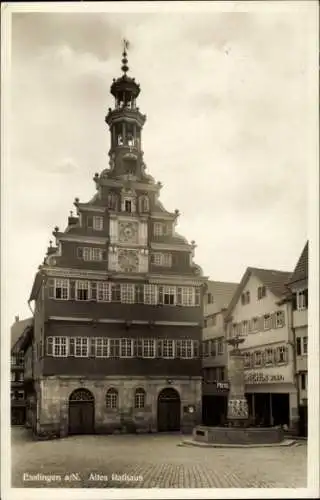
[178,439,298,449]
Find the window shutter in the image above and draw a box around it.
[195,288,200,306]
[176,340,181,358]
[102,250,107,261]
[87,216,93,228]
[48,279,55,299]
[177,287,182,306]
[193,340,199,358]
[70,280,76,300]
[46,337,53,356]
[135,339,143,357]
[296,337,301,356]
[305,289,308,308]
[271,313,277,329]
[90,338,96,357]
[77,247,83,259]
[292,293,297,310]
[90,282,97,301]
[158,286,164,304]
[69,338,75,356]
[156,339,162,358]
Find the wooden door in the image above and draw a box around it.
[157,388,181,432]
[68,389,95,435]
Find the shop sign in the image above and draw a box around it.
[245,372,284,384]
[216,381,229,391]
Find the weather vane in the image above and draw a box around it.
[123,38,130,53]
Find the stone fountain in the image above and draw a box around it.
[192,336,285,445]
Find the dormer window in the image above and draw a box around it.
[258,286,266,300]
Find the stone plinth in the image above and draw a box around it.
[227,345,249,425]
[193,425,284,445]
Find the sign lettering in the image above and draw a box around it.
[245,372,285,384]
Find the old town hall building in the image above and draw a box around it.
[28,45,206,437]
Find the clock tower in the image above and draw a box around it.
[28,41,208,439]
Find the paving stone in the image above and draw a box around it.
[11,427,307,489]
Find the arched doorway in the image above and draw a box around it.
[68,389,95,435]
[157,388,181,432]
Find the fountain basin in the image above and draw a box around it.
[193,425,284,445]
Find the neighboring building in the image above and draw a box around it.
[201,281,238,425]
[225,267,298,431]
[27,46,207,438]
[287,242,308,436]
[11,316,33,425]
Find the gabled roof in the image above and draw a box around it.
[287,241,308,285]
[225,267,291,320]
[205,280,239,313]
[11,317,33,350]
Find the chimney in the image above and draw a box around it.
[15,315,19,323]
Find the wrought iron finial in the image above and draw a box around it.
[121,39,130,74]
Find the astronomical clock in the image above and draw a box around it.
[119,221,138,243]
[118,249,139,273]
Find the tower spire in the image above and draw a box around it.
[121,39,130,74]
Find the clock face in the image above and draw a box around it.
[119,221,138,243]
[118,249,139,272]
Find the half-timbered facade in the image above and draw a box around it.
[28,45,207,438]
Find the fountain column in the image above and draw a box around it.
[226,337,249,427]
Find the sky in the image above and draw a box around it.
[3,3,317,329]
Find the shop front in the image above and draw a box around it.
[244,366,298,431]
[202,381,229,426]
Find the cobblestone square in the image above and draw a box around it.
[11,427,307,489]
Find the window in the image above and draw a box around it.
[244,352,251,368]
[252,317,259,333]
[120,284,135,304]
[257,286,266,300]
[109,339,120,358]
[153,222,163,237]
[142,339,155,358]
[111,283,121,302]
[176,339,193,359]
[242,320,248,336]
[92,338,109,358]
[75,337,89,357]
[124,199,132,213]
[301,373,307,391]
[296,289,308,311]
[18,372,24,381]
[151,253,172,267]
[241,291,250,305]
[47,337,68,357]
[120,338,133,358]
[17,391,24,400]
[210,339,217,356]
[296,337,302,356]
[135,284,144,304]
[202,340,209,357]
[179,287,195,306]
[159,286,176,306]
[265,348,274,365]
[139,196,149,213]
[151,253,162,265]
[161,339,174,358]
[11,372,15,382]
[97,282,112,302]
[106,389,118,409]
[49,279,69,300]
[277,346,287,363]
[217,339,224,355]
[207,293,213,304]
[76,281,90,301]
[134,388,145,409]
[79,247,104,261]
[93,216,103,231]
[254,351,262,367]
[275,311,285,328]
[264,314,272,330]
[107,192,118,211]
[144,284,158,305]
[302,336,308,355]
